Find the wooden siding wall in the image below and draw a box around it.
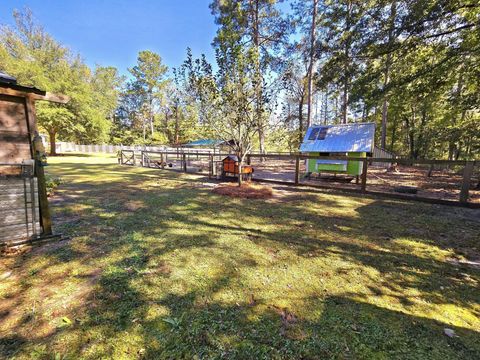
[0,95,31,175]
[0,177,40,246]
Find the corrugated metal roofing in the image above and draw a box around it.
[0,72,17,84]
[223,155,239,162]
[183,139,225,147]
[0,71,46,95]
[300,123,375,153]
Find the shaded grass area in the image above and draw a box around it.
[0,154,479,359]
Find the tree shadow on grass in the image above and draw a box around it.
[1,160,479,358]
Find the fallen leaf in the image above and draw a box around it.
[444,328,457,338]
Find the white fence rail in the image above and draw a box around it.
[56,142,218,155]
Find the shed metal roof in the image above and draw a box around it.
[0,71,46,95]
[223,155,239,162]
[183,139,225,147]
[300,123,375,153]
[0,72,17,84]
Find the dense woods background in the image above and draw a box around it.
[1,1,479,159]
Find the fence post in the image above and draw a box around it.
[295,154,300,185]
[183,153,187,172]
[247,154,251,165]
[460,161,475,203]
[209,154,213,179]
[361,158,368,193]
[120,150,124,165]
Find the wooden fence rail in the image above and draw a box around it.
[119,150,479,208]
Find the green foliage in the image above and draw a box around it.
[44,173,63,196]
[1,3,478,159]
[0,9,123,150]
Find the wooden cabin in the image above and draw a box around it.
[300,123,375,178]
[222,155,254,180]
[0,72,68,246]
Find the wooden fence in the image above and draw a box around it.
[119,150,479,208]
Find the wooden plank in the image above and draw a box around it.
[0,95,31,164]
[31,92,69,103]
[0,208,39,226]
[34,160,51,235]
[0,221,41,237]
[0,195,39,209]
[209,154,213,179]
[0,87,68,104]
[460,161,475,203]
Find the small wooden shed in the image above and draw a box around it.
[222,155,254,180]
[0,72,68,246]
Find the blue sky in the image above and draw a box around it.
[0,0,218,76]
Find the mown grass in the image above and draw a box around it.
[0,153,479,359]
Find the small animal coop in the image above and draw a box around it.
[0,72,68,246]
[221,155,254,180]
[300,123,375,179]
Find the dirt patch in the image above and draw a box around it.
[212,183,273,199]
[125,200,145,211]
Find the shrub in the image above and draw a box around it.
[45,174,63,196]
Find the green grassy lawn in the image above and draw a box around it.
[1,154,479,359]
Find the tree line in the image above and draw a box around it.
[0,2,478,160]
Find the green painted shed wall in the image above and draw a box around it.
[306,152,366,175]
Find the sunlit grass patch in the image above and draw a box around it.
[0,154,478,359]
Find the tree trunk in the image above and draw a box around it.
[250,0,266,159]
[381,1,396,149]
[341,1,352,124]
[143,117,146,142]
[390,114,397,152]
[174,103,179,145]
[49,130,56,156]
[238,160,243,187]
[323,89,328,124]
[405,111,416,159]
[306,0,318,128]
[381,97,388,149]
[341,76,349,123]
[298,94,305,144]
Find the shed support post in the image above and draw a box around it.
[183,153,187,172]
[460,161,475,203]
[295,155,300,185]
[26,96,52,236]
[361,158,368,193]
[247,154,251,165]
[35,160,52,235]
